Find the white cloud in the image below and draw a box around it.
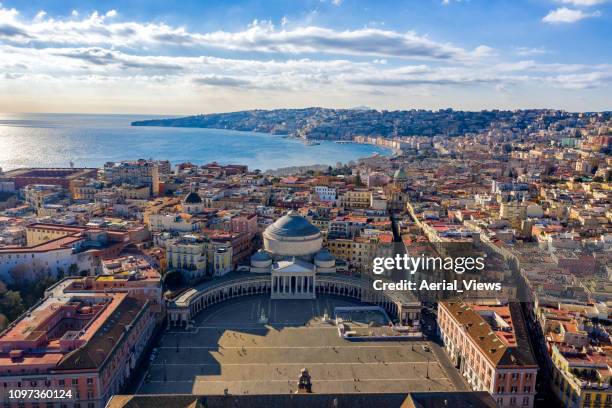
[514,47,548,57]
[0,4,609,112]
[542,7,601,23]
[34,10,46,21]
[0,8,489,61]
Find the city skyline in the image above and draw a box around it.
[0,0,611,114]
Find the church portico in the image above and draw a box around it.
[271,274,315,299]
[271,258,316,299]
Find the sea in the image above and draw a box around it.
[0,113,389,172]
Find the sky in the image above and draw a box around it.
[0,0,610,114]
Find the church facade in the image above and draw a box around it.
[249,211,337,299]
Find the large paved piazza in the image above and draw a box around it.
[136,295,466,395]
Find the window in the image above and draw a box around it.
[523,386,531,393]
[86,378,93,385]
[511,386,517,393]
[59,379,65,386]
[522,397,529,406]
[510,397,517,406]
[72,378,78,385]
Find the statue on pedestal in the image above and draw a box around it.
[296,368,312,393]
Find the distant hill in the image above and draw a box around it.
[131,107,574,141]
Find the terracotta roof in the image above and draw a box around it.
[57,296,147,371]
[441,302,537,368]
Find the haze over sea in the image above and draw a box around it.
[0,113,389,172]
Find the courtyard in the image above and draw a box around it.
[136,294,466,395]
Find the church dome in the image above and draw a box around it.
[251,249,272,262]
[184,191,202,204]
[263,211,322,257]
[265,211,320,238]
[314,249,334,262]
[314,249,335,269]
[393,168,407,180]
[250,249,272,268]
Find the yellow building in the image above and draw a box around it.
[26,224,82,246]
[338,189,372,209]
[326,236,379,272]
[550,345,612,408]
[499,202,527,229]
[203,240,233,277]
[166,235,207,283]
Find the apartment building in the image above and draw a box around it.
[337,189,372,209]
[438,302,538,408]
[0,293,156,408]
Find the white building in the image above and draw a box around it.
[314,186,336,202]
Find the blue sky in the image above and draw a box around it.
[0,0,610,113]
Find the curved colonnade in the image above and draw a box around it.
[167,274,415,328]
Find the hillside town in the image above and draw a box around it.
[131,108,603,141]
[0,109,610,408]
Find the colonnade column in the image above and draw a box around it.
[270,274,318,298]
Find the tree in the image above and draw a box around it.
[0,290,25,322]
[0,313,8,331]
[9,264,32,285]
[68,263,79,276]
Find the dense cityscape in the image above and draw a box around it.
[131,108,595,141]
[0,108,609,408]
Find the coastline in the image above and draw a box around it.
[0,113,392,172]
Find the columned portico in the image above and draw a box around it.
[271,274,315,299]
[271,258,316,300]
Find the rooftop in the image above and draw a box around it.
[264,211,321,238]
[441,302,537,368]
[0,292,147,373]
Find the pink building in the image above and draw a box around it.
[230,213,258,239]
[0,291,156,408]
[438,302,538,408]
